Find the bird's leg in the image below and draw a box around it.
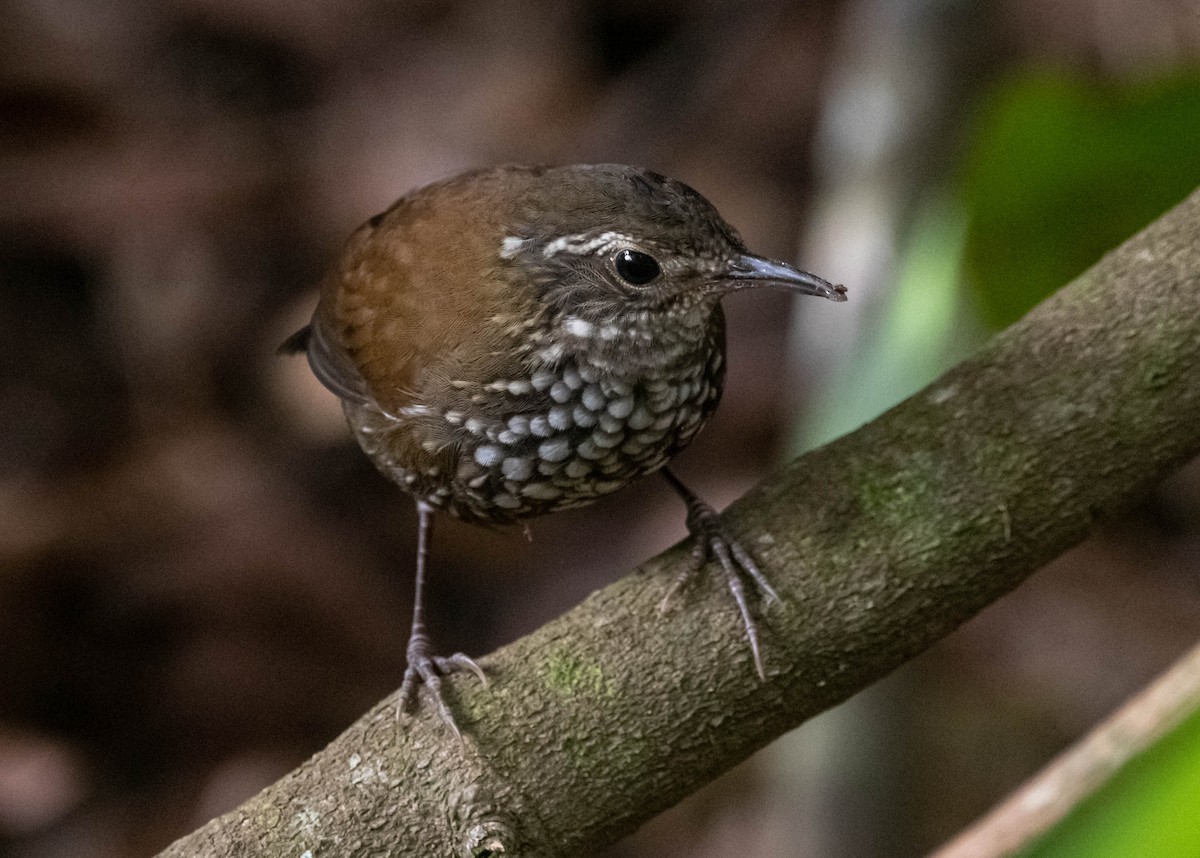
[397,501,487,737]
[659,468,780,679]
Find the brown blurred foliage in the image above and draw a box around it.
[1,1,1199,856]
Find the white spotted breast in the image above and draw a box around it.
[347,344,726,524]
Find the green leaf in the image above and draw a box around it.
[1021,708,1200,858]
[961,70,1200,330]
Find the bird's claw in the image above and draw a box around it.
[662,499,779,680]
[396,632,488,739]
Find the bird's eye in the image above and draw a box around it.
[614,249,661,285]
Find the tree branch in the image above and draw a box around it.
[159,186,1200,857]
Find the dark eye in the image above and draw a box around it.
[614,249,660,285]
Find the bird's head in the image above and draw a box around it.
[485,164,845,353]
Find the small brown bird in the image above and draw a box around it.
[282,164,845,734]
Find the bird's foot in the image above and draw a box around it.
[659,497,780,680]
[397,631,488,739]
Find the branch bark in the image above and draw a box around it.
[159,187,1200,857]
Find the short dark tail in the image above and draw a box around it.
[277,325,312,357]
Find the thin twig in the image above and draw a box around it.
[930,640,1200,858]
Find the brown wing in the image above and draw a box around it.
[313,171,542,418]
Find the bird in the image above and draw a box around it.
[280,163,846,735]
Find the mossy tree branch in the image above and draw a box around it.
[159,187,1200,857]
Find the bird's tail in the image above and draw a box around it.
[277,325,312,357]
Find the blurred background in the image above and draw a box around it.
[3,0,1200,855]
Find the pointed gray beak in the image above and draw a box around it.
[722,254,847,302]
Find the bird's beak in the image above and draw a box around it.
[719,254,847,302]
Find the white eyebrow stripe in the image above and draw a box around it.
[500,236,530,258]
[542,231,634,258]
